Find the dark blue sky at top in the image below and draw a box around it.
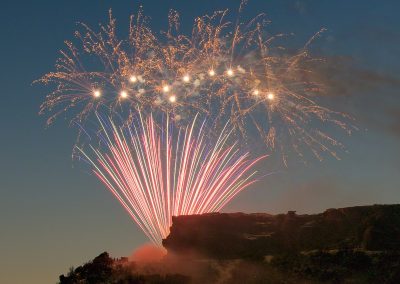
[0,1,399,283]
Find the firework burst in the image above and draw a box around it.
[78,113,265,245]
[38,3,355,165]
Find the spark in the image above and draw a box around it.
[182,75,190,82]
[208,69,216,77]
[78,114,265,245]
[130,75,138,83]
[226,69,234,77]
[168,95,176,103]
[162,85,170,93]
[93,90,101,98]
[120,90,128,99]
[267,92,275,100]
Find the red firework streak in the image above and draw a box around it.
[79,114,266,245]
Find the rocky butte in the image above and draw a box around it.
[163,204,400,259]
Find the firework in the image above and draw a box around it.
[38,3,354,165]
[78,113,265,245]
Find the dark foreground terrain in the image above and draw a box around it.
[60,204,400,283]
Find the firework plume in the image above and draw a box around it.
[38,3,354,165]
[78,113,265,245]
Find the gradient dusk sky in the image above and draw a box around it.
[1,1,400,283]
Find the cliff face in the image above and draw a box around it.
[163,204,400,259]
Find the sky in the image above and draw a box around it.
[1,1,399,283]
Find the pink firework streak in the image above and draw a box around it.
[78,114,266,245]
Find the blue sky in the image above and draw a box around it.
[1,1,399,283]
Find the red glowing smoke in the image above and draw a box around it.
[129,244,167,263]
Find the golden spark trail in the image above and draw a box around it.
[38,3,355,165]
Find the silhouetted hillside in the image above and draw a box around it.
[58,252,189,284]
[59,204,400,283]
